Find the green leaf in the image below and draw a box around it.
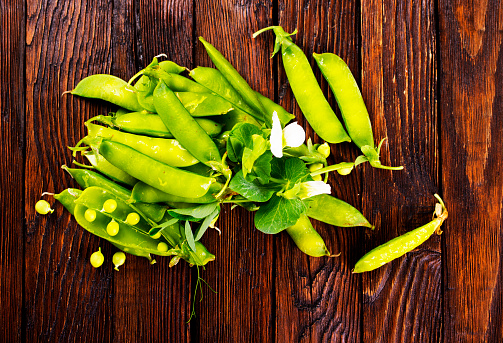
[242,134,268,178]
[246,151,272,184]
[229,170,279,202]
[184,221,196,251]
[254,195,307,234]
[226,123,263,162]
[148,217,179,236]
[168,203,219,221]
[194,207,220,241]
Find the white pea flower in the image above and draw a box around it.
[270,111,305,158]
[297,181,332,200]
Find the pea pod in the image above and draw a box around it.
[99,140,215,198]
[286,214,330,257]
[111,242,154,262]
[313,52,402,170]
[62,165,167,223]
[68,74,143,112]
[218,108,261,131]
[85,122,199,167]
[153,80,222,166]
[253,26,350,143]
[353,194,447,273]
[90,112,223,138]
[53,188,82,215]
[131,181,222,204]
[199,37,268,123]
[254,92,295,126]
[142,68,209,93]
[175,92,234,116]
[305,194,373,228]
[75,186,152,233]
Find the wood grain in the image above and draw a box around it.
[111,1,193,341]
[360,0,441,341]
[194,1,275,341]
[24,1,115,341]
[439,0,503,341]
[0,1,25,342]
[275,0,363,341]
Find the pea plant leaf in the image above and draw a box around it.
[229,170,279,202]
[254,194,307,234]
[245,151,272,184]
[242,134,268,178]
[226,123,263,162]
[168,203,219,222]
[184,220,196,251]
[194,206,220,241]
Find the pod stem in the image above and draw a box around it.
[433,193,448,234]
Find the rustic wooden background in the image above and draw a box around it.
[1,0,502,341]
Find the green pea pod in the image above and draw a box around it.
[111,242,154,262]
[198,37,268,123]
[189,66,261,120]
[218,108,261,131]
[53,188,82,215]
[62,166,167,223]
[90,113,223,138]
[74,203,176,257]
[99,140,215,198]
[313,52,402,170]
[253,26,350,143]
[175,92,234,116]
[143,68,209,93]
[131,181,221,204]
[85,122,199,167]
[75,186,152,233]
[254,92,295,126]
[286,214,330,257]
[77,148,137,187]
[68,74,143,112]
[305,194,373,228]
[153,80,222,166]
[354,195,447,273]
[180,163,214,177]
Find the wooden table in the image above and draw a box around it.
[2,0,502,342]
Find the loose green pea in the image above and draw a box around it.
[106,220,120,236]
[113,251,126,271]
[126,212,140,225]
[103,199,117,213]
[90,248,104,268]
[157,242,169,252]
[85,209,97,222]
[35,200,54,215]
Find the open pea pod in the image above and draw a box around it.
[53,188,82,215]
[75,186,152,234]
[111,242,155,262]
[74,203,179,257]
[305,194,374,229]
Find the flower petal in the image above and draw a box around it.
[283,122,305,148]
[270,111,283,158]
[298,181,332,199]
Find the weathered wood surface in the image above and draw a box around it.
[1,0,502,342]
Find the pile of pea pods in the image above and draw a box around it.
[38,25,447,275]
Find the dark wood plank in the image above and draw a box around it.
[439,0,503,341]
[0,1,25,342]
[111,1,193,341]
[360,0,441,341]
[275,0,362,341]
[194,1,274,341]
[24,1,115,341]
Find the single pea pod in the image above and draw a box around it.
[189,66,261,121]
[131,181,222,204]
[99,140,215,198]
[353,194,448,273]
[62,165,167,223]
[111,242,154,262]
[313,52,402,170]
[85,122,199,167]
[89,112,223,138]
[175,92,234,116]
[305,194,373,228]
[74,203,176,257]
[254,91,295,126]
[68,74,143,112]
[286,214,330,257]
[53,188,82,215]
[218,108,262,131]
[75,186,152,233]
[76,148,137,187]
[253,26,350,143]
[142,68,209,93]
[153,80,222,166]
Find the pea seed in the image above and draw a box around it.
[90,248,104,268]
[157,242,169,252]
[151,232,162,239]
[126,212,140,225]
[84,209,97,222]
[103,199,117,213]
[106,220,120,236]
[35,200,54,215]
[113,252,126,271]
